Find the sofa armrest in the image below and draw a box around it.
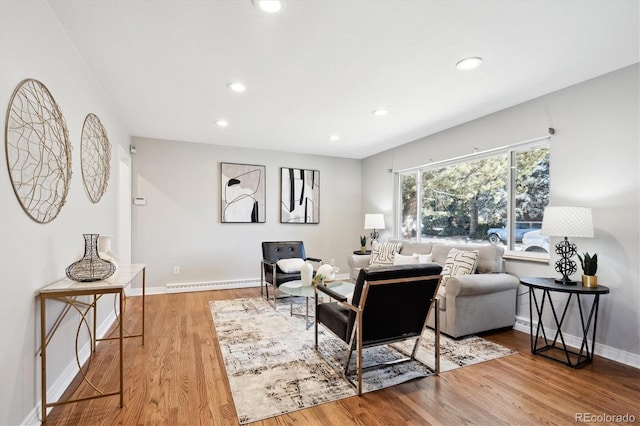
[445,273,520,297]
[347,254,371,270]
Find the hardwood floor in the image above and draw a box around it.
[44,288,639,425]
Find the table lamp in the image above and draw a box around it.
[541,206,594,285]
[364,213,385,244]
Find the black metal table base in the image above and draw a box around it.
[529,289,601,368]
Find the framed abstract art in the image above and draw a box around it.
[280,167,320,224]
[221,162,266,223]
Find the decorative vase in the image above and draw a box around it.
[98,235,118,267]
[66,234,116,282]
[300,261,313,286]
[317,264,339,282]
[581,274,598,288]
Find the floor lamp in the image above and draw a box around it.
[541,206,594,285]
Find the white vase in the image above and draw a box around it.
[98,235,118,268]
[317,264,338,282]
[301,261,313,286]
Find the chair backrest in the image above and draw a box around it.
[262,241,307,263]
[349,263,442,346]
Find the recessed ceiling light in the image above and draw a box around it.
[227,82,246,93]
[456,57,483,70]
[328,135,340,141]
[253,0,286,14]
[216,120,228,127]
[372,109,388,117]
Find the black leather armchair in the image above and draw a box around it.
[314,263,443,395]
[261,241,322,305]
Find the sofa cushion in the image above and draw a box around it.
[441,248,478,286]
[393,253,419,265]
[276,258,305,273]
[396,240,433,255]
[415,253,433,263]
[369,241,402,266]
[431,243,503,273]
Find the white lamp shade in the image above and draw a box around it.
[541,206,594,238]
[364,213,385,230]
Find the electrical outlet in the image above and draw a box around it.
[330,258,335,266]
[173,266,180,275]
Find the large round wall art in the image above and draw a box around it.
[4,79,72,223]
[81,113,111,203]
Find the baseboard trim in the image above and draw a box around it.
[513,315,640,369]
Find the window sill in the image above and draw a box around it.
[504,251,550,264]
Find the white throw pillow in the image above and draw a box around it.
[276,258,305,273]
[440,248,478,285]
[369,241,402,266]
[393,253,419,265]
[414,253,433,263]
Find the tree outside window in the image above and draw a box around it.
[398,144,549,253]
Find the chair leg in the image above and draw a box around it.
[434,298,440,374]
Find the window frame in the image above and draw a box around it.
[395,137,551,261]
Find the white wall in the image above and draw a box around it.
[362,64,640,363]
[0,1,131,424]
[130,137,362,290]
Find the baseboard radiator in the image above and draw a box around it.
[166,278,261,293]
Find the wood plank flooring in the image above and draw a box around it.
[44,288,640,425]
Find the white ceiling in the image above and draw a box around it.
[47,0,639,159]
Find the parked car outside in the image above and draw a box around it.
[487,221,542,245]
[522,229,550,253]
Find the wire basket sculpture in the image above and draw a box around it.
[66,234,116,282]
[4,79,72,223]
[81,113,111,203]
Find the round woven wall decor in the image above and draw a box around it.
[4,79,72,223]
[81,113,111,203]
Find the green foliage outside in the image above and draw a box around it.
[400,147,549,243]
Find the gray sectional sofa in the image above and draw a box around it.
[346,240,520,338]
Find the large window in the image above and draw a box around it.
[398,142,550,256]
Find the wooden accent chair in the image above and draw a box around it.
[261,241,322,306]
[314,263,443,395]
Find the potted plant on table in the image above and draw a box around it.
[578,252,598,287]
[359,235,367,252]
[313,273,326,287]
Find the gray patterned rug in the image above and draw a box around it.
[209,296,516,424]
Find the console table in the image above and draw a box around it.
[38,264,145,422]
[519,277,609,368]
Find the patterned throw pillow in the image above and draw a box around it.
[440,248,478,285]
[369,241,402,266]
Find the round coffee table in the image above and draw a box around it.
[279,280,355,329]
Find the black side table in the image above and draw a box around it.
[353,250,371,255]
[519,277,610,368]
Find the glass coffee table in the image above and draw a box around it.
[278,280,355,329]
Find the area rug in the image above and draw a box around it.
[209,296,516,424]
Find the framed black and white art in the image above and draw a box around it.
[221,162,266,223]
[280,167,320,224]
